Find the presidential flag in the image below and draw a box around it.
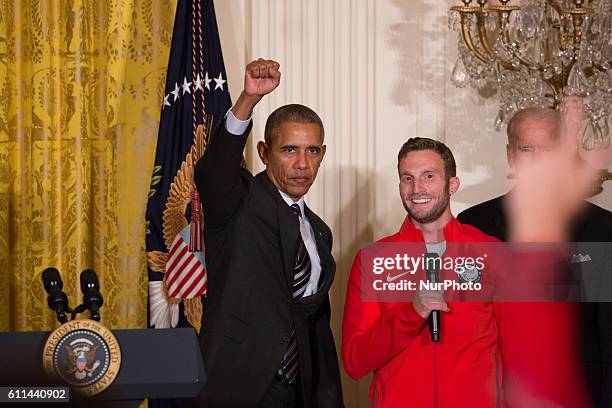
[145,0,231,331]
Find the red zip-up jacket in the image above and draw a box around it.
[342,216,502,407]
[342,216,590,408]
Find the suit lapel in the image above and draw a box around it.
[304,205,334,288]
[255,171,299,288]
[279,204,300,287]
[496,196,509,241]
[255,171,334,295]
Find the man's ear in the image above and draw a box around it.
[257,141,269,165]
[449,176,460,196]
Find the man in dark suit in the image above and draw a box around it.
[193,59,343,408]
[458,107,612,407]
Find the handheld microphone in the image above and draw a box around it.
[425,253,441,342]
[80,269,103,321]
[41,267,71,323]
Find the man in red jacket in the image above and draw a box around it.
[342,137,503,407]
[341,136,591,407]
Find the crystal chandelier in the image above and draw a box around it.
[448,0,612,151]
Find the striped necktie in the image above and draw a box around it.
[278,203,311,383]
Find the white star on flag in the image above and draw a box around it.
[171,83,180,101]
[182,77,192,95]
[194,73,204,93]
[214,73,226,91]
[163,94,171,108]
[204,72,212,90]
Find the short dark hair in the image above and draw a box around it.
[397,137,456,180]
[507,107,560,147]
[264,104,324,146]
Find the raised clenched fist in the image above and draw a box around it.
[244,58,281,97]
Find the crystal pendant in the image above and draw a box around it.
[549,31,562,58]
[602,42,612,67]
[581,121,597,151]
[602,119,611,149]
[495,109,505,131]
[493,36,511,62]
[543,65,554,79]
[448,10,460,32]
[520,3,540,40]
[485,14,497,32]
[592,118,611,150]
[451,57,469,88]
[532,37,543,64]
[566,62,589,96]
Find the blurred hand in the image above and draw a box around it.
[508,97,610,242]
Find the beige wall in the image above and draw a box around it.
[215,1,612,406]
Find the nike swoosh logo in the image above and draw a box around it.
[386,271,411,282]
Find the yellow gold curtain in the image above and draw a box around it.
[0,0,176,331]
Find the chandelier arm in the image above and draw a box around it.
[485,7,524,71]
[543,77,561,104]
[476,12,494,56]
[460,13,490,63]
[450,1,610,153]
[497,11,510,43]
[500,33,539,71]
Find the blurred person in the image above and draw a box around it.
[459,106,612,407]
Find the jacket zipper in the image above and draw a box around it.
[495,351,500,408]
[433,343,439,408]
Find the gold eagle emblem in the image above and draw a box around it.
[147,123,208,330]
